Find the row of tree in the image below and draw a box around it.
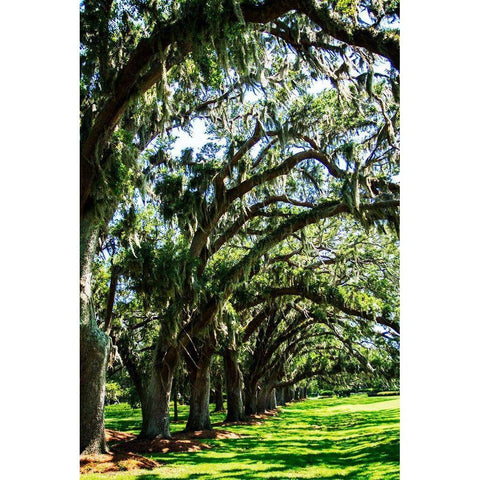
[96,214,399,435]
[80,0,400,454]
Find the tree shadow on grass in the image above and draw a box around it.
[104,405,142,432]
[109,398,399,479]
[134,457,395,480]
[104,403,225,434]
[133,476,162,480]
[141,430,398,479]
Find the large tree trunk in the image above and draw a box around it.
[244,379,258,416]
[267,388,277,410]
[223,348,244,422]
[256,387,266,413]
[80,324,110,454]
[214,378,224,412]
[139,345,179,439]
[285,387,294,403]
[294,387,301,400]
[80,214,111,454]
[185,340,215,432]
[277,386,286,406]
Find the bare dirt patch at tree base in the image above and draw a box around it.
[112,429,243,455]
[81,429,246,473]
[247,409,280,422]
[213,409,280,427]
[80,452,162,474]
[114,437,213,454]
[253,409,279,418]
[214,419,264,426]
[105,428,137,443]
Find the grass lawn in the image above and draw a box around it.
[84,395,399,479]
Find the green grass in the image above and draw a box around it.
[85,395,399,479]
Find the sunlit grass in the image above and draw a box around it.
[103,402,227,436]
[85,395,399,479]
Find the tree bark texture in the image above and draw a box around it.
[140,345,179,439]
[223,348,245,421]
[185,341,215,431]
[80,324,110,454]
[244,380,258,416]
[214,378,224,412]
[267,388,277,410]
[80,213,111,454]
[285,387,294,403]
[80,212,98,326]
[256,385,276,412]
[257,387,268,413]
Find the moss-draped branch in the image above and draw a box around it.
[81,0,399,216]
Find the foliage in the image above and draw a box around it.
[105,381,128,405]
[81,0,400,448]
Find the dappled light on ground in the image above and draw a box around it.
[113,429,245,454]
[114,437,214,454]
[83,396,399,479]
[106,429,137,443]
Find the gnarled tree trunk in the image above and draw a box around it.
[80,214,111,454]
[294,387,301,400]
[185,340,215,432]
[244,379,258,416]
[139,345,179,439]
[257,384,276,413]
[267,387,277,410]
[285,386,294,403]
[223,348,244,422]
[80,324,110,453]
[256,386,268,413]
[214,378,224,412]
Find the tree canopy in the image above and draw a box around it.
[80,0,399,455]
